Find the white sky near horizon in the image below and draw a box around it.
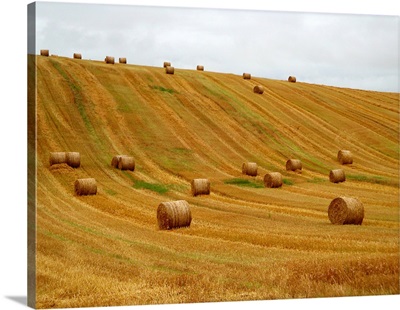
[32,1,399,92]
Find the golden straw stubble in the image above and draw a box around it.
[328,197,364,225]
[157,200,192,230]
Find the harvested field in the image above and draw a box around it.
[33,55,399,309]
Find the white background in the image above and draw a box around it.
[0,1,399,310]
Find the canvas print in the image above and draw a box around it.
[27,1,399,309]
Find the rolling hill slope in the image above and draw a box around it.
[32,55,399,308]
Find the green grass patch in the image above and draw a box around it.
[283,178,294,185]
[105,189,117,196]
[347,174,395,186]
[133,180,169,194]
[307,177,326,184]
[150,85,177,94]
[224,178,264,188]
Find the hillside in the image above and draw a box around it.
[31,55,399,308]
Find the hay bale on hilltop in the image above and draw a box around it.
[117,156,135,171]
[286,159,302,171]
[264,172,283,188]
[338,150,353,165]
[329,169,346,183]
[163,61,171,68]
[157,200,192,230]
[242,162,258,176]
[73,53,82,59]
[328,196,364,225]
[40,50,49,56]
[197,65,204,71]
[288,76,296,83]
[243,73,251,79]
[49,152,67,166]
[165,66,175,74]
[119,57,127,64]
[66,152,80,168]
[74,178,97,196]
[105,56,115,64]
[191,178,210,196]
[253,85,264,94]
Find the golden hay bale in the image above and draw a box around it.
[157,200,192,230]
[337,150,353,165]
[288,76,297,83]
[253,85,264,94]
[74,178,97,196]
[49,152,67,166]
[197,65,204,71]
[105,56,115,64]
[243,73,251,79]
[242,162,258,176]
[264,172,283,188]
[163,61,171,68]
[165,66,175,74]
[111,155,127,168]
[286,159,302,171]
[73,53,82,59]
[40,49,49,56]
[117,156,135,171]
[328,197,364,225]
[66,152,81,168]
[119,57,127,64]
[191,178,210,196]
[329,169,346,183]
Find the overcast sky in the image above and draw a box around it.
[31,1,399,92]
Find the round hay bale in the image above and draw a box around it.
[242,162,258,176]
[66,152,80,168]
[328,197,364,225]
[157,200,192,230]
[117,156,135,171]
[163,61,171,68]
[191,179,210,196]
[74,178,97,196]
[286,159,302,171]
[40,49,49,56]
[165,66,175,74]
[243,73,251,79]
[196,65,204,71]
[329,169,346,183]
[264,172,283,188]
[337,150,353,165]
[253,85,264,94]
[111,155,127,168]
[288,76,296,83]
[49,152,67,166]
[119,57,127,64]
[73,53,82,59]
[105,56,115,64]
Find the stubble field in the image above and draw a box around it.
[30,55,399,308]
